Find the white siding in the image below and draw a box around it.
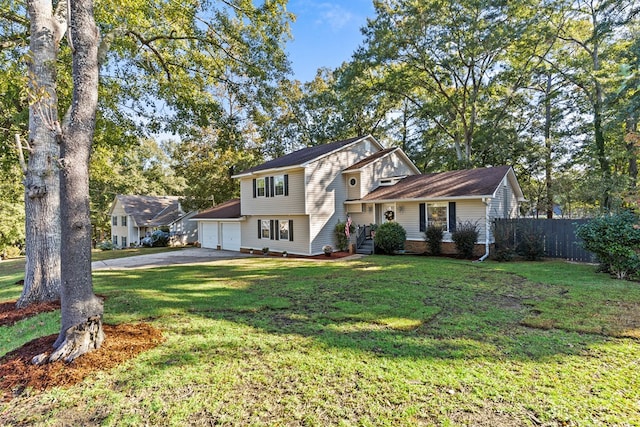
[397,202,422,241]
[490,178,519,220]
[360,151,419,195]
[456,200,489,243]
[345,172,361,200]
[110,200,136,248]
[241,215,310,255]
[305,141,378,254]
[240,169,306,215]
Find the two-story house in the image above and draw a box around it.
[109,195,185,248]
[192,135,524,257]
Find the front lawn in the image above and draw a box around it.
[1,256,639,425]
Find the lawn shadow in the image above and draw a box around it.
[95,258,609,362]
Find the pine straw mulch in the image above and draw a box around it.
[0,300,164,401]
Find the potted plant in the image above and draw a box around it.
[282,250,288,257]
[322,245,333,256]
[248,248,254,254]
[262,247,269,255]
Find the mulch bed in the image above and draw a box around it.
[0,300,164,401]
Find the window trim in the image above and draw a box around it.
[349,177,357,187]
[427,202,448,232]
[274,175,285,196]
[256,178,266,197]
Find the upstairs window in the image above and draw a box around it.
[112,216,117,226]
[253,175,288,198]
[274,175,285,196]
[256,178,266,197]
[121,216,127,226]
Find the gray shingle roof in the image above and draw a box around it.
[361,166,514,201]
[116,195,181,227]
[236,136,365,175]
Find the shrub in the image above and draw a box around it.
[576,211,640,280]
[516,226,546,261]
[334,220,355,251]
[98,240,114,251]
[452,221,479,259]
[424,225,444,255]
[492,221,517,261]
[374,221,406,254]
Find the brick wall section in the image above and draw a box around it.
[404,240,492,257]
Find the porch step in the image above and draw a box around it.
[356,240,374,255]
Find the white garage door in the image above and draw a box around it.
[201,222,218,249]
[221,222,241,251]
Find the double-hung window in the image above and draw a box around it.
[279,220,289,240]
[256,178,266,197]
[428,203,448,231]
[420,202,456,233]
[261,220,270,239]
[274,175,285,196]
[121,216,127,226]
[112,216,117,226]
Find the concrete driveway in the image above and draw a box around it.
[92,247,249,271]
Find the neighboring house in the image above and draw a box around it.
[192,135,524,257]
[109,195,185,248]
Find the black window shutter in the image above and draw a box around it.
[448,202,457,232]
[419,203,426,232]
[270,219,275,240]
[257,219,261,239]
[253,179,256,198]
[265,177,270,197]
[270,177,275,198]
[275,220,280,240]
[288,220,294,241]
[284,174,289,196]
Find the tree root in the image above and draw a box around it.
[32,315,105,365]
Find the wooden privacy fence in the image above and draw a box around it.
[493,218,596,263]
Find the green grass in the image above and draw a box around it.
[1,255,640,425]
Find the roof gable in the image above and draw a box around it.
[233,135,378,177]
[361,166,517,201]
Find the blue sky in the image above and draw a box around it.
[286,0,375,82]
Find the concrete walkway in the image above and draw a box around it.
[92,247,250,271]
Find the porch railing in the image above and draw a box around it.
[356,225,366,249]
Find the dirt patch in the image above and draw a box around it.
[1,301,163,401]
[0,300,61,327]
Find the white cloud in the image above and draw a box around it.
[315,3,354,31]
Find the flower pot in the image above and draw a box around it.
[324,252,332,257]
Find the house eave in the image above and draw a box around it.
[346,195,495,204]
[190,216,246,222]
[231,166,304,179]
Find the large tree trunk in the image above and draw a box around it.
[17,0,67,309]
[50,0,104,361]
